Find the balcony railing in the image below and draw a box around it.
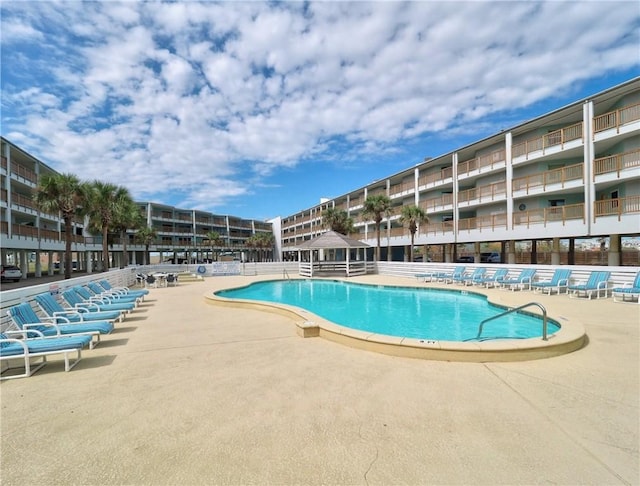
[512,163,583,193]
[420,193,453,212]
[513,203,585,228]
[1,156,7,170]
[458,181,506,203]
[418,167,453,187]
[593,149,640,180]
[512,122,583,159]
[457,148,506,177]
[593,102,640,134]
[422,221,454,235]
[594,195,640,221]
[11,164,37,184]
[458,213,507,233]
[10,192,37,210]
[389,180,415,197]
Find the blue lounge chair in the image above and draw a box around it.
[86,282,141,305]
[64,288,135,314]
[497,268,537,291]
[35,292,123,323]
[568,271,611,299]
[474,268,509,288]
[612,272,640,303]
[8,302,112,349]
[459,267,487,286]
[441,266,466,284]
[532,269,572,295]
[1,332,91,380]
[99,280,149,299]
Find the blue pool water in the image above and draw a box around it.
[216,280,560,341]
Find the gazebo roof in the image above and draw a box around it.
[296,231,370,250]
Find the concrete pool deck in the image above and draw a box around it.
[1,274,638,485]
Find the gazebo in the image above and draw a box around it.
[296,231,370,278]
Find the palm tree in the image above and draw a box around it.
[134,227,157,265]
[113,196,144,268]
[362,194,392,261]
[33,173,88,279]
[85,181,131,271]
[321,208,355,235]
[257,232,275,262]
[399,205,428,262]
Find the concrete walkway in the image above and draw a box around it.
[1,275,638,485]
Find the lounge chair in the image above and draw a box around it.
[63,288,135,314]
[441,266,466,284]
[86,282,141,305]
[8,302,113,349]
[612,272,640,303]
[497,268,537,291]
[459,267,487,286]
[532,269,572,295]
[1,332,92,380]
[99,280,149,299]
[35,292,123,323]
[568,271,611,299]
[474,268,509,288]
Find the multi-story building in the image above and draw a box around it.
[279,78,640,266]
[1,137,273,277]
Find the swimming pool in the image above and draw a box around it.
[215,279,560,342]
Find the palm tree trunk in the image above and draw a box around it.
[64,217,73,279]
[121,229,129,268]
[102,227,110,271]
[376,223,382,261]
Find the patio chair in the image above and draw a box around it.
[612,272,640,303]
[7,302,112,349]
[145,275,157,289]
[532,269,572,295]
[99,280,149,299]
[474,268,509,288]
[63,288,135,314]
[87,282,141,305]
[441,266,467,284]
[1,332,92,380]
[166,274,178,287]
[568,271,611,299]
[459,267,487,286]
[496,268,537,291]
[35,292,123,324]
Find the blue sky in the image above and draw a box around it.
[1,1,639,221]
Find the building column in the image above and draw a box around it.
[568,238,575,265]
[608,234,621,266]
[19,251,27,280]
[444,244,453,263]
[35,251,42,277]
[85,251,93,274]
[47,251,54,275]
[474,242,481,263]
[551,238,561,265]
[531,240,537,264]
[507,240,516,265]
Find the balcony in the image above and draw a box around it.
[593,102,640,134]
[389,180,415,198]
[593,195,640,221]
[513,203,584,228]
[420,193,453,213]
[10,192,38,211]
[512,122,583,159]
[457,148,506,178]
[422,221,454,236]
[418,167,453,188]
[593,149,640,180]
[11,163,38,184]
[458,181,506,205]
[512,163,583,194]
[458,213,507,233]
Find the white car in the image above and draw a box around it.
[1,265,23,282]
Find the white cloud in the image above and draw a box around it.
[1,1,638,214]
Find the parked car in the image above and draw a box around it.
[455,255,475,263]
[1,265,23,282]
[481,252,501,263]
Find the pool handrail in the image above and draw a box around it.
[476,302,548,341]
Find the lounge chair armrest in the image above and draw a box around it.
[558,278,569,286]
[22,322,62,335]
[75,302,101,311]
[5,329,45,338]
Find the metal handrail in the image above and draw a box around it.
[476,302,548,341]
[283,269,290,280]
